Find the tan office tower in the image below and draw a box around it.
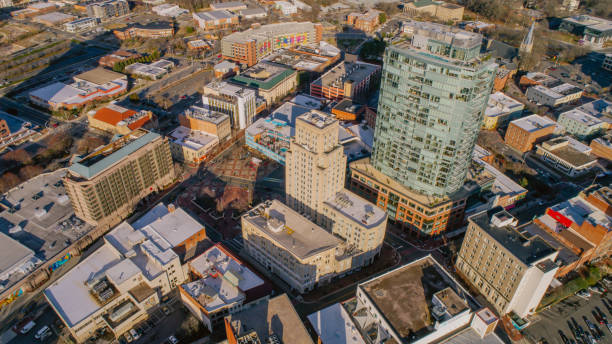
[285,110,347,223]
[64,129,175,228]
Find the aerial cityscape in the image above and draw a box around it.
[0,0,610,343]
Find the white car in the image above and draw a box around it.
[34,326,51,340]
[576,289,591,299]
[168,335,179,344]
[129,328,140,340]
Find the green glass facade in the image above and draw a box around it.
[372,28,497,197]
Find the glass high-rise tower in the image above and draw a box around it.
[372,21,497,197]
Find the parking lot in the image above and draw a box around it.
[524,293,612,344]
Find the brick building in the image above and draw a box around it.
[346,10,381,33]
[504,114,557,153]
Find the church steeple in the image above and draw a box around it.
[520,21,535,54]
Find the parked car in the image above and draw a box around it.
[34,326,51,340]
[13,317,36,334]
[129,328,140,340]
[167,335,179,344]
[577,289,591,299]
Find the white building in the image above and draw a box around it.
[274,0,297,15]
[0,233,40,285]
[526,83,583,107]
[202,81,257,130]
[535,136,597,177]
[64,17,97,32]
[152,3,187,16]
[238,7,267,19]
[44,203,207,343]
[562,0,580,11]
[603,54,612,71]
[315,255,505,344]
[483,92,525,129]
[209,1,246,11]
[179,244,266,331]
[558,108,605,140]
[168,126,219,165]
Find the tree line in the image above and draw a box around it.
[112,50,161,73]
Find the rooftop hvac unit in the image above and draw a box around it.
[92,280,108,293]
[98,288,114,302]
[109,302,134,322]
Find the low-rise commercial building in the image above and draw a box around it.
[33,12,76,26]
[179,244,268,331]
[113,22,174,40]
[44,203,208,343]
[574,99,612,130]
[192,10,238,30]
[168,126,219,165]
[87,104,156,135]
[229,61,297,107]
[274,0,297,15]
[238,7,267,19]
[349,158,467,236]
[483,92,524,130]
[64,17,97,32]
[535,184,612,264]
[221,21,323,66]
[504,114,557,153]
[202,81,256,129]
[314,255,503,343]
[526,83,583,107]
[310,61,380,101]
[210,1,246,11]
[558,108,605,140]
[456,209,558,318]
[403,0,464,22]
[224,294,314,344]
[187,39,212,50]
[331,99,365,121]
[11,2,57,18]
[124,59,174,79]
[560,15,612,48]
[213,60,238,78]
[179,106,231,142]
[263,41,341,73]
[535,136,597,177]
[98,50,141,68]
[63,129,175,228]
[152,3,188,17]
[87,0,129,19]
[590,135,612,162]
[0,111,38,152]
[346,10,381,33]
[29,67,128,110]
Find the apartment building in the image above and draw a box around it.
[87,104,157,135]
[504,114,557,153]
[113,22,174,40]
[575,99,612,130]
[202,81,257,130]
[483,92,525,130]
[535,136,597,177]
[316,256,503,344]
[44,203,208,343]
[179,244,268,331]
[558,108,605,140]
[192,10,239,30]
[521,72,583,107]
[87,0,129,19]
[403,0,464,22]
[63,129,175,228]
[346,10,382,33]
[29,68,128,110]
[64,17,98,33]
[229,61,297,107]
[310,61,380,101]
[456,209,558,318]
[221,22,323,66]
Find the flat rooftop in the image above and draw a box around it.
[323,190,386,229]
[470,209,557,265]
[539,138,596,167]
[222,22,317,45]
[68,129,160,179]
[402,20,482,49]
[560,109,602,127]
[226,294,314,344]
[0,169,93,284]
[485,92,524,117]
[297,110,337,129]
[0,232,35,278]
[307,303,366,344]
[194,9,237,21]
[230,61,295,91]
[169,126,218,152]
[74,67,125,86]
[184,106,229,125]
[510,114,556,132]
[242,200,341,259]
[312,61,379,89]
[359,256,472,340]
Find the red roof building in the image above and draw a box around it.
[88,104,157,134]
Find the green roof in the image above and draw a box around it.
[413,0,435,7]
[230,68,296,91]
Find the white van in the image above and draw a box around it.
[34,325,50,339]
[20,320,36,334]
